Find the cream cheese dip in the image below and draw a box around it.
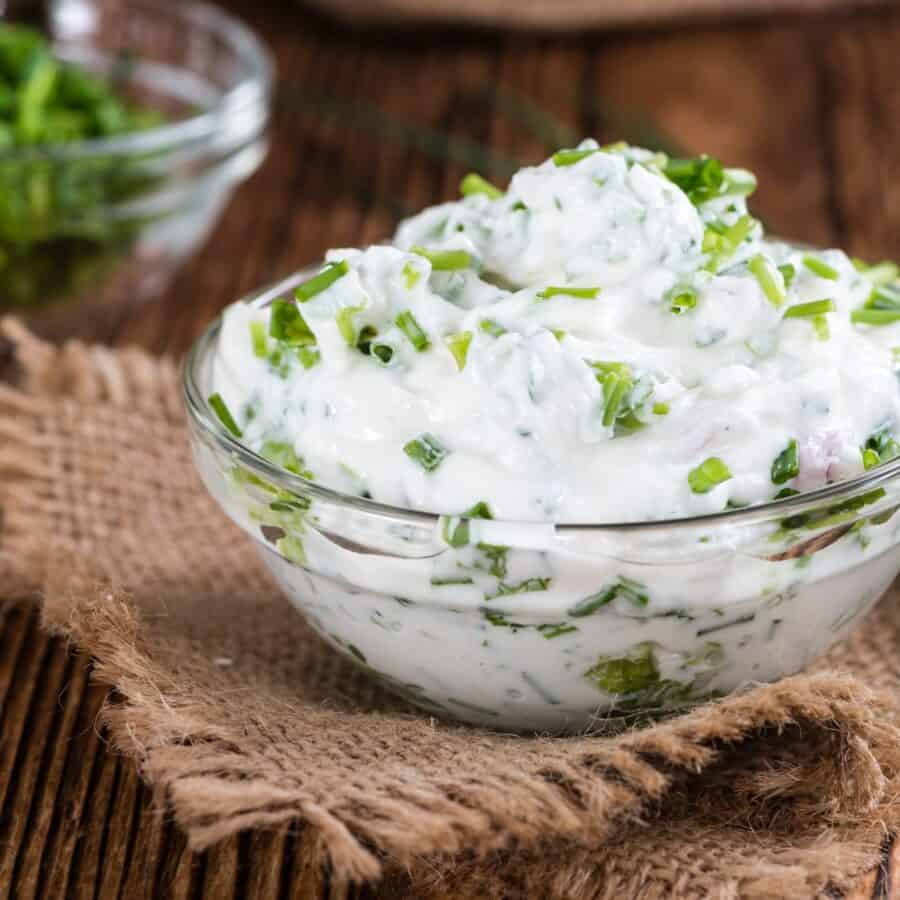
[190,141,900,731]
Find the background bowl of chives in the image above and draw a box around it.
[0,0,272,339]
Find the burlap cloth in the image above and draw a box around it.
[305,0,887,31]
[4,316,900,898]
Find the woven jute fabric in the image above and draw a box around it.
[305,0,885,31]
[4,317,900,898]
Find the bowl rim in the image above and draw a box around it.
[183,268,900,535]
[0,0,273,162]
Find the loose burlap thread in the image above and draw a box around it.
[4,316,900,898]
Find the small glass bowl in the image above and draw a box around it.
[1,0,272,338]
[184,270,900,734]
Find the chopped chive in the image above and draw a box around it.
[260,441,303,476]
[868,283,900,310]
[404,433,448,472]
[771,439,799,485]
[442,500,493,547]
[722,168,757,197]
[431,575,475,587]
[551,328,567,342]
[297,345,320,369]
[667,285,697,315]
[536,285,600,300]
[652,401,670,416]
[552,147,598,166]
[402,261,421,289]
[748,254,786,307]
[269,298,317,345]
[371,343,394,365]
[249,320,268,358]
[812,315,830,341]
[395,310,430,351]
[688,457,732,494]
[778,263,796,288]
[569,577,649,618]
[208,393,242,438]
[663,156,724,205]
[445,331,473,370]
[602,374,630,427]
[783,299,836,318]
[862,424,900,470]
[356,324,378,355]
[336,305,364,345]
[411,246,471,270]
[480,318,506,337]
[803,255,839,280]
[855,259,899,286]
[851,308,900,326]
[294,260,349,302]
[460,173,503,199]
[703,215,755,272]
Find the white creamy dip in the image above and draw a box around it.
[196,141,900,731]
[212,142,900,525]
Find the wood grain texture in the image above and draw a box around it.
[4,0,900,896]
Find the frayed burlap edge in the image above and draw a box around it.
[3,315,900,892]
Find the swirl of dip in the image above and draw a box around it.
[211,140,900,523]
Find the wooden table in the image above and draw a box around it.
[4,1,900,896]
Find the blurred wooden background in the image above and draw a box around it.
[3,0,900,896]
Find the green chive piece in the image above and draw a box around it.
[269,298,317,345]
[703,215,755,272]
[722,168,757,198]
[778,263,796,288]
[551,328,567,342]
[803,255,839,280]
[868,283,900,310]
[537,286,600,300]
[294,260,349,302]
[569,577,649,618]
[652,401,670,416]
[688,457,732,494]
[442,500,493,547]
[460,173,503,200]
[404,433,449,472]
[552,147,598,167]
[667,285,697,315]
[371,343,394,365]
[260,441,303,475]
[480,318,507,337]
[862,425,900,470]
[249,320,268,358]
[336,305,364,345]
[411,246,471,270]
[208,393,242,438]
[812,315,831,341]
[297,346,320,369]
[356,324,378,355]
[663,155,725,205]
[591,362,639,430]
[783,299,836,319]
[584,643,660,696]
[748,254,786,307]
[445,331,473,370]
[771,439,799,485]
[402,261,421,289]
[856,260,899,286]
[851,308,900,326]
[396,310,430,351]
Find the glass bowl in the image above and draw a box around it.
[1,0,272,339]
[184,270,900,734]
